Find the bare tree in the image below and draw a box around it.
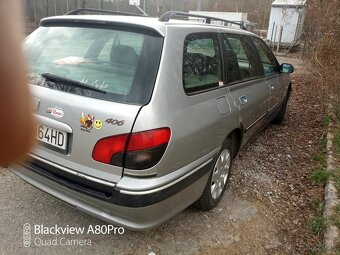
[23,0,273,30]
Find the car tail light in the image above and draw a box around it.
[92,128,171,170]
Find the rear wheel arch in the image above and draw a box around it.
[228,127,243,159]
[195,128,243,210]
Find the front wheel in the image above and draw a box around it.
[196,138,232,210]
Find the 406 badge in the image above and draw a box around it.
[105,118,125,126]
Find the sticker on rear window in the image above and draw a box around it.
[80,112,95,132]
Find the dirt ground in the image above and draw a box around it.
[0,56,327,255]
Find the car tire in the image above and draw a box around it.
[272,90,291,125]
[196,138,233,211]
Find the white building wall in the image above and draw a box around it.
[267,6,305,44]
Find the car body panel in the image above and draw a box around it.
[228,78,270,131]
[126,26,240,178]
[11,163,210,230]
[30,84,141,183]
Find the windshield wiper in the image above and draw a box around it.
[41,73,106,94]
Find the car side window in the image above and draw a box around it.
[223,36,242,83]
[223,34,262,81]
[252,37,280,76]
[183,33,222,94]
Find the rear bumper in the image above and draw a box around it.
[10,155,214,230]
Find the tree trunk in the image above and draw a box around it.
[33,0,37,22]
[45,0,49,16]
[53,0,56,15]
[66,0,69,13]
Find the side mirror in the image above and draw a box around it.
[280,63,294,74]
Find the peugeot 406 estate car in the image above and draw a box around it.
[10,10,294,230]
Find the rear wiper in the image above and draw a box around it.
[41,73,106,94]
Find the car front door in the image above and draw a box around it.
[251,36,283,112]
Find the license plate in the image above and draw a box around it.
[37,125,67,152]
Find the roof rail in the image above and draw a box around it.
[159,11,246,30]
[66,8,147,17]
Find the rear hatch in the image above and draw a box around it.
[24,18,163,183]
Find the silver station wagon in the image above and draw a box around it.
[11,10,294,230]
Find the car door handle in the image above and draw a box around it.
[239,95,248,105]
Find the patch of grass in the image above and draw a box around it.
[309,198,324,214]
[323,115,331,128]
[307,217,328,235]
[310,168,331,186]
[334,132,340,155]
[333,99,340,124]
[322,248,340,255]
[331,205,340,229]
[335,112,340,125]
[312,153,326,162]
[333,168,340,197]
[308,243,326,255]
[319,137,327,149]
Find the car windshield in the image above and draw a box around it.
[24,24,163,104]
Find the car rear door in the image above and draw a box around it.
[222,33,270,135]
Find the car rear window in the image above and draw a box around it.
[24,24,163,105]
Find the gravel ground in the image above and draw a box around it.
[0,56,326,255]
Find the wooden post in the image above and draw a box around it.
[269,22,275,48]
[33,0,37,22]
[272,25,277,50]
[276,25,283,53]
